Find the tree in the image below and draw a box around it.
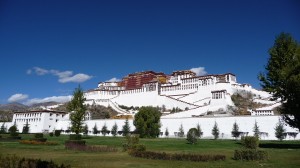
[275,120,286,141]
[187,128,199,144]
[133,106,161,138]
[178,124,184,137]
[196,123,203,138]
[0,122,7,134]
[67,86,87,134]
[253,121,260,138]
[93,123,98,135]
[164,127,169,137]
[259,32,300,130]
[101,123,108,136]
[122,118,130,136]
[111,122,118,137]
[83,124,88,135]
[212,122,219,140]
[8,124,19,137]
[22,121,29,134]
[231,121,240,139]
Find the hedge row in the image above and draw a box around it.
[65,143,117,152]
[19,140,59,145]
[0,154,70,168]
[129,150,226,162]
[233,149,268,161]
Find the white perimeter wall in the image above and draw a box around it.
[53,115,300,140]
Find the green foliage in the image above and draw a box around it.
[0,123,7,134]
[122,134,140,151]
[122,118,131,136]
[93,124,98,135]
[233,149,268,161]
[33,133,47,142]
[8,125,18,137]
[259,32,300,130]
[186,128,199,144]
[164,127,169,137]
[133,106,161,138]
[253,121,260,138]
[178,124,184,137]
[83,124,88,135]
[54,130,61,137]
[69,134,82,140]
[196,123,203,138]
[0,154,70,168]
[231,121,240,139]
[67,85,87,134]
[35,133,44,139]
[241,136,259,149]
[22,121,30,134]
[211,122,219,140]
[111,122,118,137]
[101,123,108,136]
[49,132,54,137]
[275,120,286,141]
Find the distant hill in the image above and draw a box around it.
[0,102,29,111]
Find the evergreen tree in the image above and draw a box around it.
[259,32,300,130]
[178,124,184,137]
[8,124,19,137]
[111,122,118,137]
[165,127,169,137]
[83,124,88,135]
[275,120,286,141]
[122,118,130,136]
[196,123,203,138]
[133,106,161,138]
[67,85,87,135]
[22,121,30,134]
[231,121,240,139]
[187,128,199,144]
[101,123,108,136]
[253,121,260,138]
[212,121,219,140]
[93,123,98,135]
[0,122,7,134]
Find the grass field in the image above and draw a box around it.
[1,134,300,168]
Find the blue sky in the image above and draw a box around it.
[0,0,299,105]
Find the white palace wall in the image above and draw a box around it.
[53,115,300,140]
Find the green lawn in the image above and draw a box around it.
[1,134,300,168]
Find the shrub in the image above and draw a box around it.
[233,149,268,160]
[33,133,47,142]
[55,130,62,137]
[123,134,140,151]
[19,140,59,145]
[49,132,54,137]
[129,150,226,162]
[187,128,199,144]
[65,143,117,152]
[65,140,86,146]
[132,144,146,152]
[35,133,44,139]
[241,136,259,149]
[8,125,19,137]
[0,154,70,168]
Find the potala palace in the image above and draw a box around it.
[1,70,299,140]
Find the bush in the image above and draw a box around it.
[132,144,146,152]
[233,149,268,160]
[19,140,59,145]
[69,134,82,140]
[122,134,140,151]
[187,128,199,144]
[0,154,70,168]
[8,125,19,137]
[49,132,54,137]
[35,133,44,139]
[65,143,117,152]
[241,136,259,149]
[33,133,47,142]
[129,150,226,162]
[55,130,62,137]
[65,140,86,146]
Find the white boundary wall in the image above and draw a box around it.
[53,115,300,140]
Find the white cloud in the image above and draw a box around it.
[106,77,121,82]
[24,95,72,105]
[190,67,207,76]
[8,94,29,103]
[58,73,92,83]
[27,67,93,83]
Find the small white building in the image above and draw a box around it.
[12,110,68,133]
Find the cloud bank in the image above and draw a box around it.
[190,67,207,76]
[27,67,93,83]
[8,94,29,103]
